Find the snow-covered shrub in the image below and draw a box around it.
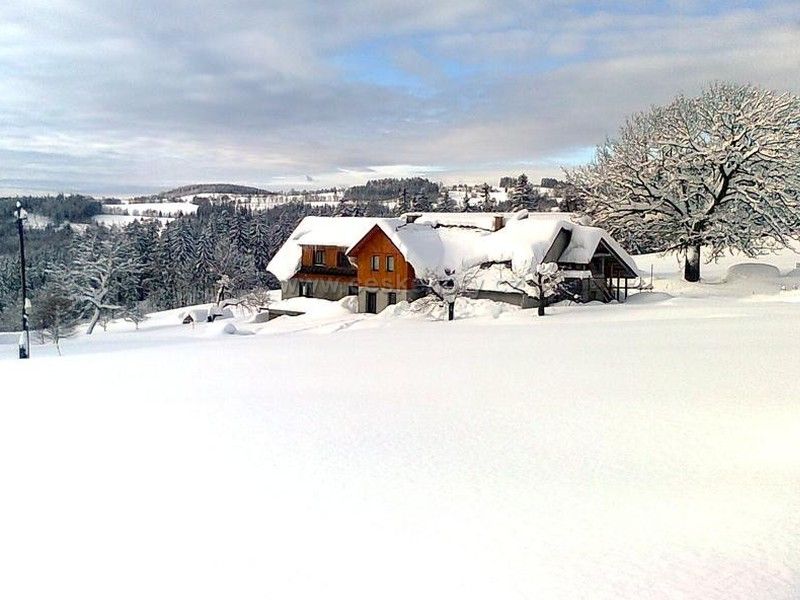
[418,266,480,321]
[500,262,565,316]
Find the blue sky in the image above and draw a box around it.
[0,0,797,196]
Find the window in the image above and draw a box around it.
[387,292,397,305]
[337,251,350,268]
[313,249,325,265]
[299,282,313,297]
[371,255,380,271]
[386,255,395,272]
[348,285,358,296]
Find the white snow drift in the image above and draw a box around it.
[1,248,800,600]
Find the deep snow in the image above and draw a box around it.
[1,248,800,599]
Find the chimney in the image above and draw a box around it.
[493,215,505,231]
[406,213,421,224]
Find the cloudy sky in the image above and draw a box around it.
[0,0,798,196]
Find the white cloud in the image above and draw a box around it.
[0,1,798,194]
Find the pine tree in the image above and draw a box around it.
[436,186,456,212]
[480,183,495,212]
[333,193,358,217]
[123,219,160,301]
[231,209,251,252]
[31,269,79,354]
[510,174,533,211]
[195,227,216,299]
[169,220,197,305]
[461,190,473,212]
[394,187,411,216]
[251,214,272,280]
[411,192,432,212]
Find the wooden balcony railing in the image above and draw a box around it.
[299,264,357,277]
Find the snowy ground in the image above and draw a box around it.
[1,249,800,599]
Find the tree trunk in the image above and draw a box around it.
[684,244,702,282]
[537,274,545,316]
[447,301,454,321]
[85,307,101,335]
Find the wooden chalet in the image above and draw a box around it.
[266,212,640,315]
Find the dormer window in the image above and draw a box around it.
[313,249,326,265]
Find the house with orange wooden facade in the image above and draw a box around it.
[267,217,375,305]
[267,212,639,315]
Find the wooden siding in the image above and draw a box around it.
[349,229,415,289]
[300,245,349,269]
[293,245,356,283]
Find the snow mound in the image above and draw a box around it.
[338,295,358,313]
[378,297,518,321]
[268,296,357,318]
[203,321,254,336]
[781,267,800,282]
[626,291,674,304]
[0,332,18,346]
[454,297,519,319]
[377,300,433,320]
[725,263,781,282]
[744,289,800,304]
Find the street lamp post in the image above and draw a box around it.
[15,201,30,359]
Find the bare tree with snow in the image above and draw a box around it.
[121,301,149,330]
[500,262,564,316]
[418,266,479,321]
[566,82,800,281]
[69,231,142,335]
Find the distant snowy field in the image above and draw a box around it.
[102,201,199,216]
[92,214,173,226]
[1,249,800,599]
[95,201,198,225]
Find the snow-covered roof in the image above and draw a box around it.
[366,212,639,277]
[267,216,382,281]
[408,212,522,230]
[268,213,639,282]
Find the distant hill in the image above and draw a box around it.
[344,177,440,202]
[135,183,276,202]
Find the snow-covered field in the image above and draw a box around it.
[92,214,173,226]
[102,201,199,216]
[1,249,800,599]
[95,201,198,225]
